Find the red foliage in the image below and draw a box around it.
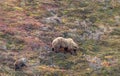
[22,36,45,50]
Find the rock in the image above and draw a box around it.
[115,16,120,25]
[42,15,62,24]
[0,41,7,51]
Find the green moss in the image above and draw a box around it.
[111,28,120,35]
[13,7,24,11]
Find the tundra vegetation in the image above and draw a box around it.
[0,0,120,76]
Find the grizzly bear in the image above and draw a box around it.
[14,58,27,71]
[52,37,78,55]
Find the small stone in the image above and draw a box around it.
[0,41,7,51]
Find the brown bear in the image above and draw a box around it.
[14,58,27,71]
[52,37,78,55]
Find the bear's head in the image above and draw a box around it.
[69,43,79,55]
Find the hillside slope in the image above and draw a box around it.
[0,0,120,76]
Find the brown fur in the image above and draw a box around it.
[14,58,27,71]
[52,37,78,55]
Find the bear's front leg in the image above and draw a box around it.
[70,50,77,56]
[52,48,54,51]
[73,49,77,55]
